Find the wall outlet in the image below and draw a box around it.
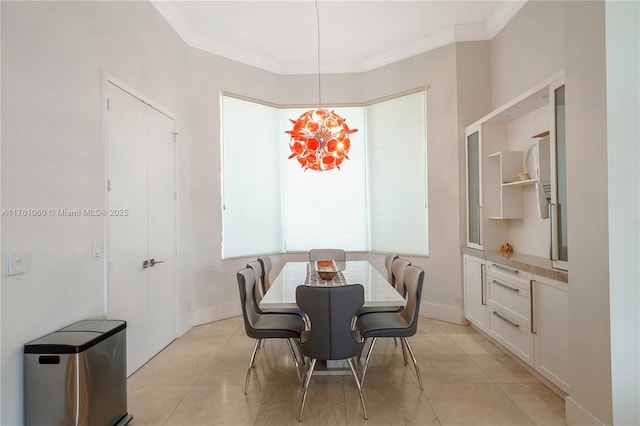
[6,251,31,276]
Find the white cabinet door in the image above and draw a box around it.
[463,255,487,331]
[533,275,570,392]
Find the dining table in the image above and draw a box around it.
[259,260,406,373]
[259,260,406,312]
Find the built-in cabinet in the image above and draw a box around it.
[462,252,569,393]
[463,254,487,330]
[462,73,570,395]
[464,73,568,271]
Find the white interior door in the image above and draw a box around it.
[146,104,178,358]
[106,81,177,375]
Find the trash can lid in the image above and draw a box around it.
[24,331,104,354]
[58,319,126,334]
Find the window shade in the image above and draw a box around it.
[366,91,428,255]
[221,96,283,258]
[281,107,368,252]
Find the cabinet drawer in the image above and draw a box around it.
[488,307,534,366]
[486,261,531,281]
[487,275,531,324]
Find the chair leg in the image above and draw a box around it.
[400,336,409,366]
[347,358,368,420]
[293,338,305,366]
[361,337,377,387]
[298,358,317,422]
[245,339,261,394]
[402,337,423,390]
[286,338,304,388]
[394,337,398,347]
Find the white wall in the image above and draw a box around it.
[364,45,466,323]
[605,2,640,424]
[564,2,613,424]
[183,48,282,328]
[0,2,189,424]
[491,0,565,108]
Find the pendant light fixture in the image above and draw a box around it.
[285,0,358,172]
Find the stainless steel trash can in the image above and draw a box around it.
[24,319,132,426]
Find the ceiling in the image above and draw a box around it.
[151,1,527,75]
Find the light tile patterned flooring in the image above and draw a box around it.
[127,316,566,425]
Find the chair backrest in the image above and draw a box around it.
[246,261,265,307]
[237,267,261,335]
[309,248,346,262]
[257,256,272,293]
[392,258,411,296]
[399,265,425,334]
[384,253,399,284]
[296,284,364,360]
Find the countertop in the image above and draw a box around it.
[462,247,568,283]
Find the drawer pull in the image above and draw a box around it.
[492,279,520,293]
[481,264,486,306]
[492,263,520,274]
[530,280,536,334]
[493,311,520,328]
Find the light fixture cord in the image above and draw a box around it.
[315,0,322,106]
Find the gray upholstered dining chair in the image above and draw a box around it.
[384,253,399,283]
[308,248,346,262]
[257,256,272,294]
[391,258,411,298]
[356,264,425,390]
[357,257,410,317]
[237,267,305,394]
[296,284,368,421]
[246,261,266,310]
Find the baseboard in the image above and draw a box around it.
[192,301,241,327]
[177,310,194,337]
[566,396,606,426]
[420,301,466,325]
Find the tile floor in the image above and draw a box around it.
[127,316,566,425]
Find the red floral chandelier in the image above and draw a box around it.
[285,109,357,171]
[284,0,358,172]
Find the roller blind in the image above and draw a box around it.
[281,107,368,251]
[221,96,283,258]
[366,91,428,255]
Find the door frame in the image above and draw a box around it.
[101,71,180,325]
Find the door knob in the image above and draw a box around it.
[142,260,150,269]
[149,258,164,267]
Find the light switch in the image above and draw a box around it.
[92,241,102,258]
[7,251,31,276]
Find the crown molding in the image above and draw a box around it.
[151,0,528,75]
[486,0,528,39]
